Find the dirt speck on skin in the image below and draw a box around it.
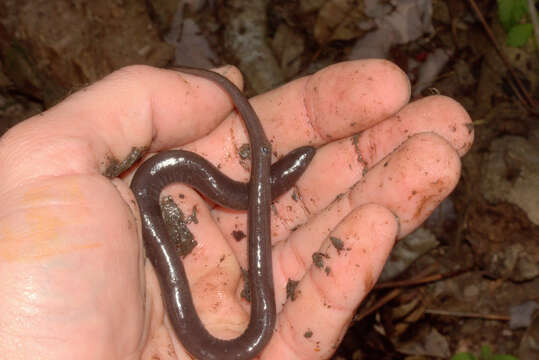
[240,267,250,302]
[232,229,246,241]
[330,236,345,253]
[104,147,146,178]
[312,251,329,269]
[238,143,251,159]
[160,195,197,257]
[286,278,300,301]
[291,189,299,201]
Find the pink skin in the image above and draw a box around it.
[0,60,473,360]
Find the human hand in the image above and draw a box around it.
[0,61,473,359]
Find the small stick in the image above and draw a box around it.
[374,267,471,289]
[354,288,402,322]
[354,264,439,322]
[425,308,510,321]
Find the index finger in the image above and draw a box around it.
[181,60,410,182]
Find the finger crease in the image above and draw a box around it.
[303,79,329,143]
[288,238,308,274]
[351,133,369,173]
[293,185,311,217]
[278,313,312,360]
[308,270,350,313]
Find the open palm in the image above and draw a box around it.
[0,60,473,359]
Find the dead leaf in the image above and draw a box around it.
[314,0,369,44]
[165,3,217,69]
[272,24,305,78]
[299,0,327,13]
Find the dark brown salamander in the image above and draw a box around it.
[130,67,315,360]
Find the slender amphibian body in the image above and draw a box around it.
[130,67,315,360]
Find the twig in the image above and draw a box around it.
[374,267,471,289]
[354,264,439,322]
[354,288,402,322]
[528,0,539,50]
[425,308,510,321]
[467,0,537,113]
